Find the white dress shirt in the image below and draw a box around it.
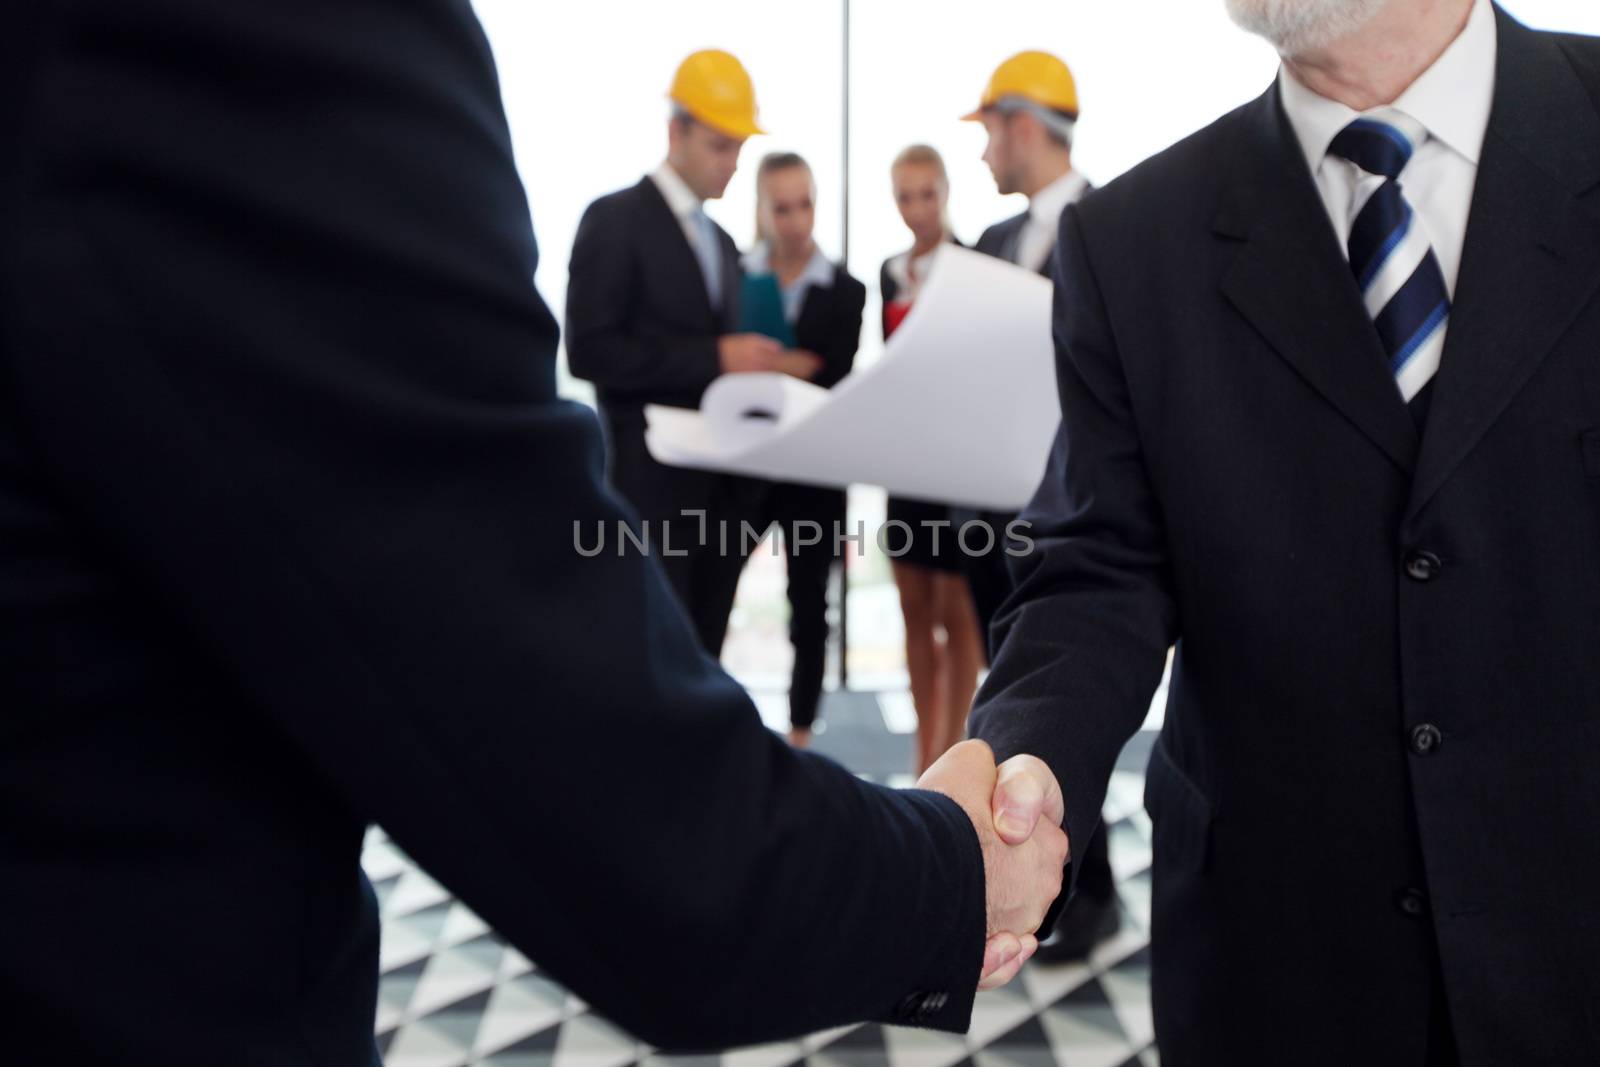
[1277,0,1497,299]
[650,160,704,251]
[1016,169,1090,274]
[884,241,949,305]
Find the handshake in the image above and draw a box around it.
[917,741,1071,991]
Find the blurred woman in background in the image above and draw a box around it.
[880,145,984,773]
[743,152,866,748]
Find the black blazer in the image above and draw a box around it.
[566,176,742,425]
[973,210,1031,271]
[975,189,1093,277]
[961,212,1066,647]
[878,238,964,340]
[795,263,866,390]
[0,2,987,1062]
[764,266,864,515]
[973,9,1600,1065]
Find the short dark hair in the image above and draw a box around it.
[993,99,1076,149]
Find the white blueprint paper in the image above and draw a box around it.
[644,245,1059,511]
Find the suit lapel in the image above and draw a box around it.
[1216,85,1420,476]
[977,212,1027,263]
[1000,213,1028,266]
[794,271,833,349]
[635,177,719,329]
[1405,9,1600,519]
[1039,181,1093,279]
[718,232,742,333]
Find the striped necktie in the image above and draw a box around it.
[1327,113,1448,421]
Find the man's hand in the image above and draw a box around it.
[917,741,1070,991]
[717,333,784,373]
[990,754,1067,848]
[982,754,1071,987]
[773,349,824,381]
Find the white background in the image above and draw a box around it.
[468,1,1600,684]
[473,0,1600,395]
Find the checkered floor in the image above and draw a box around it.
[365,690,1161,1067]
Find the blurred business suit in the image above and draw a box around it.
[880,144,989,774]
[880,249,973,578]
[965,169,1116,960]
[965,168,1090,647]
[740,152,865,737]
[0,2,996,1061]
[567,170,761,656]
[973,4,1600,1062]
[754,252,866,734]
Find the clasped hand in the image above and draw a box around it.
[918,741,1070,991]
[717,333,823,380]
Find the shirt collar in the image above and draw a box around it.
[742,242,835,290]
[1029,169,1088,228]
[796,246,835,290]
[1279,0,1496,172]
[651,160,702,220]
[886,235,954,290]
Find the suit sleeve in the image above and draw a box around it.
[970,202,1178,904]
[564,196,723,397]
[812,274,865,390]
[5,1,984,1050]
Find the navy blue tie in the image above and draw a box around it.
[1327,114,1448,422]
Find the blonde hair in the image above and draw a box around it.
[890,143,948,183]
[889,144,952,237]
[754,151,814,244]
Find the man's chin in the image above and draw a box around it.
[1224,0,1392,56]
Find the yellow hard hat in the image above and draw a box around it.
[668,49,765,140]
[962,50,1079,121]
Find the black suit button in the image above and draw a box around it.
[1409,723,1443,756]
[1397,887,1428,918]
[1405,550,1442,582]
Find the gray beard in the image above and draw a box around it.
[1224,0,1393,55]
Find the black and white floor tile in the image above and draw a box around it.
[366,690,1161,1066]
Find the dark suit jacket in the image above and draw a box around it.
[796,263,866,391]
[972,9,1600,1065]
[973,210,1032,272]
[878,237,965,338]
[964,210,1065,652]
[565,177,756,537]
[766,263,865,520]
[0,2,986,1062]
[566,176,741,424]
[975,186,1094,276]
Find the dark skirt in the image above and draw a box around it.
[884,495,965,573]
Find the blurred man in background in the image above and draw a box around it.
[567,50,820,656]
[961,50,1119,966]
[742,151,867,748]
